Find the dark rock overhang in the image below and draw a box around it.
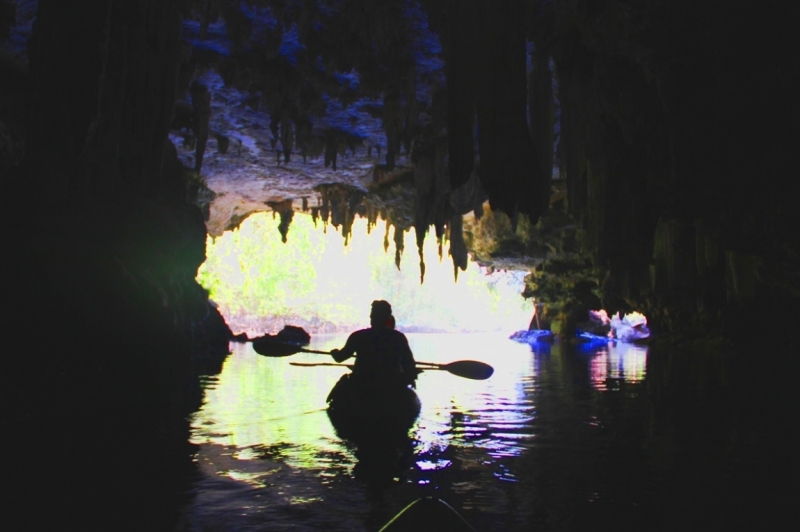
[3,0,799,341]
[160,2,556,284]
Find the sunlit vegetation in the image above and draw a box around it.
[198,212,533,335]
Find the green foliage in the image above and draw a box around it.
[198,213,533,333]
[197,214,319,318]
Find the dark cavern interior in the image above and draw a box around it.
[2,1,799,531]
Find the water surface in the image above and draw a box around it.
[178,333,794,531]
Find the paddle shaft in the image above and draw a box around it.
[290,347,462,372]
[253,341,494,380]
[289,359,493,380]
[291,362,445,372]
[291,347,331,355]
[291,362,355,369]
[261,343,442,368]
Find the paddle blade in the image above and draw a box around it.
[252,339,304,357]
[442,360,494,380]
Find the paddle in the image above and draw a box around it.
[290,362,354,369]
[250,338,331,356]
[413,360,494,380]
[288,359,493,381]
[252,338,494,380]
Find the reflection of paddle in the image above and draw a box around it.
[289,359,494,381]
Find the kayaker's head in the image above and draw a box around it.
[370,300,394,329]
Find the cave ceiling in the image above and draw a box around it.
[175,13,425,238]
[1,0,565,307]
[3,0,798,338]
[165,0,556,277]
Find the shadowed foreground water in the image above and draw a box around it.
[176,333,797,531]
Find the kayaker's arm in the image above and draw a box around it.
[331,332,359,363]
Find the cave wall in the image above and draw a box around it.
[526,0,800,338]
[4,0,797,363]
[3,1,229,529]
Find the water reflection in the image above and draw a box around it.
[185,333,542,529]
[408,333,537,463]
[190,343,346,470]
[584,341,648,390]
[190,333,538,475]
[182,333,666,531]
[178,330,800,531]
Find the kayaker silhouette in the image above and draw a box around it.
[330,300,417,389]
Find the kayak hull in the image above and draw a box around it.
[326,373,420,442]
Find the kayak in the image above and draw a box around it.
[379,497,477,532]
[326,373,421,442]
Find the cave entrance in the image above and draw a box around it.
[197,212,532,338]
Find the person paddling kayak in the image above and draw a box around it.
[330,300,417,390]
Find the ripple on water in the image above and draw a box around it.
[181,334,661,531]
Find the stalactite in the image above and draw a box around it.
[475,0,542,223]
[219,1,253,51]
[444,0,478,190]
[320,203,329,227]
[411,127,450,285]
[267,199,294,243]
[418,245,426,284]
[279,208,294,243]
[415,223,427,284]
[295,115,313,163]
[529,49,555,215]
[448,214,468,279]
[269,114,280,151]
[318,188,330,225]
[394,225,405,270]
[215,133,230,154]
[382,89,402,170]
[450,169,487,217]
[653,217,677,291]
[280,114,293,163]
[324,131,338,170]
[413,143,434,257]
[366,203,380,233]
[725,251,757,304]
[190,81,211,173]
[314,183,366,246]
[402,87,419,156]
[198,0,212,40]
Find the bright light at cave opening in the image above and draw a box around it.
[197,212,533,336]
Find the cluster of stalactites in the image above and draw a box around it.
[298,180,478,284]
[309,183,366,246]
